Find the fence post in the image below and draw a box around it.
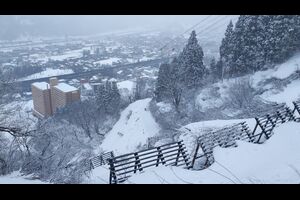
[134,152,142,173]
[108,158,117,184]
[286,107,295,121]
[156,146,165,166]
[191,142,200,169]
[174,141,182,166]
[251,118,259,142]
[256,117,269,143]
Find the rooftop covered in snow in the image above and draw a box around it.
[54,82,78,93]
[32,82,50,90]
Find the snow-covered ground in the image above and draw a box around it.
[251,52,300,107]
[253,52,300,84]
[0,171,46,184]
[117,80,135,92]
[125,122,300,184]
[179,118,257,156]
[48,49,83,61]
[117,80,135,99]
[99,98,161,155]
[261,80,300,107]
[196,51,300,111]
[93,58,121,66]
[18,68,74,81]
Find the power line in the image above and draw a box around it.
[159,15,216,51]
[191,15,226,36]
[196,15,234,38]
[159,15,236,58]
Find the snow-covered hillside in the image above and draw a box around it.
[99,98,161,155]
[125,122,300,184]
[196,52,300,112]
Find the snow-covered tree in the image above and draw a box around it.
[219,15,300,78]
[177,30,206,88]
[155,59,182,111]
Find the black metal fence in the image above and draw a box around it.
[88,151,114,170]
[191,122,251,169]
[292,100,300,121]
[86,101,300,183]
[250,104,295,144]
[108,141,190,184]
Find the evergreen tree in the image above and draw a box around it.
[155,63,174,102]
[220,20,235,78]
[95,80,121,115]
[108,81,121,115]
[155,59,182,111]
[177,30,205,88]
[220,15,300,78]
[210,57,223,81]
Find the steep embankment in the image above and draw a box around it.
[100,98,161,155]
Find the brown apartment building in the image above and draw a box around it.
[32,77,80,118]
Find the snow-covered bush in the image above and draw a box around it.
[21,120,95,183]
[225,78,256,109]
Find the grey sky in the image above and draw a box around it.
[0,15,239,40]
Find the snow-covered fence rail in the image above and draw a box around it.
[191,122,251,169]
[251,104,295,144]
[292,100,300,121]
[108,141,190,184]
[87,151,114,170]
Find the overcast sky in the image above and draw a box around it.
[0,15,239,40]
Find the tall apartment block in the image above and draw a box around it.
[31,77,80,118]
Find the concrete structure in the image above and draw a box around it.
[31,82,52,118]
[31,77,80,118]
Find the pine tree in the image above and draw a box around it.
[177,30,205,88]
[95,84,106,113]
[220,20,235,78]
[155,63,174,102]
[219,15,300,78]
[210,57,217,81]
[109,81,121,115]
[95,80,121,115]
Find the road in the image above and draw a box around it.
[14,57,170,92]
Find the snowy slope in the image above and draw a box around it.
[0,171,46,184]
[196,52,300,111]
[251,52,300,107]
[261,80,300,107]
[178,118,257,156]
[126,122,300,184]
[99,98,161,155]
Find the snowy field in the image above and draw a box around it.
[18,68,74,81]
